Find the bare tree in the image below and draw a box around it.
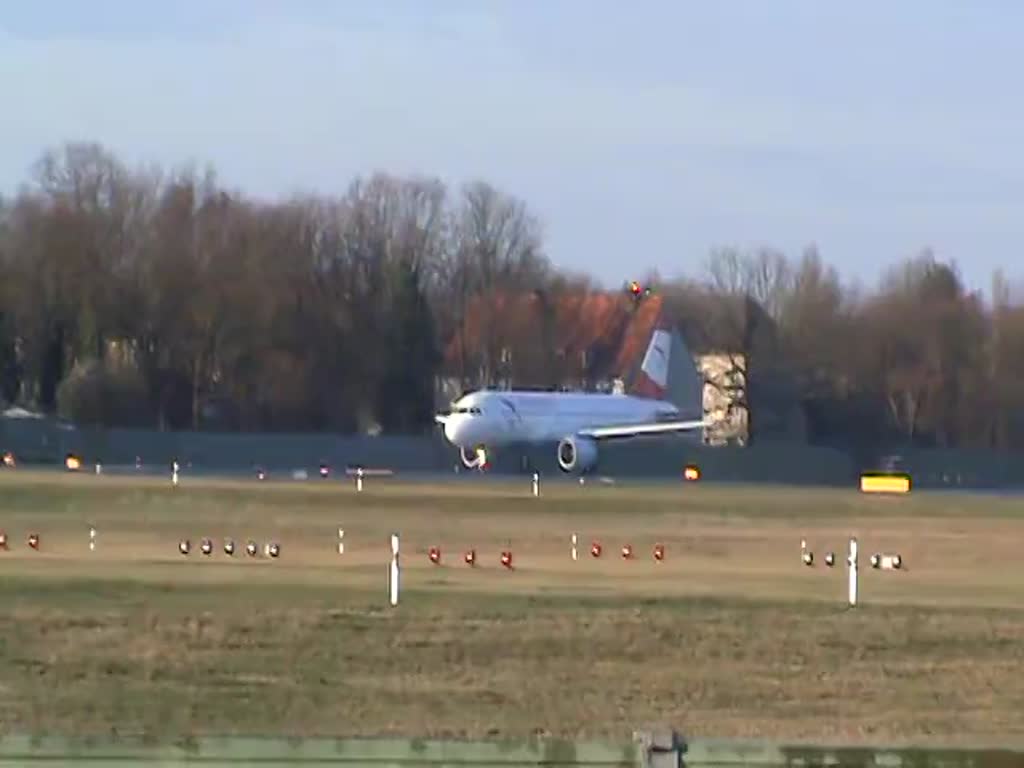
[859,252,988,446]
[778,246,848,396]
[705,246,792,321]
[447,181,548,388]
[701,247,796,444]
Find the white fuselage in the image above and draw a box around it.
[441,390,680,449]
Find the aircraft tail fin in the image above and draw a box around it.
[628,314,704,419]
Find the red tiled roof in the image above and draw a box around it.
[612,295,665,377]
[443,290,665,384]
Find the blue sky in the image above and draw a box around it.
[2,0,1022,293]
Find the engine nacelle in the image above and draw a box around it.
[556,435,599,473]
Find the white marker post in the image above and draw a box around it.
[801,538,813,566]
[571,533,578,561]
[337,528,345,555]
[171,460,179,488]
[89,527,96,552]
[388,533,400,607]
[848,537,859,607]
[532,472,540,497]
[356,468,364,493]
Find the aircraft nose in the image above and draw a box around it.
[444,417,461,445]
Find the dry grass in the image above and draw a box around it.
[0,469,1023,744]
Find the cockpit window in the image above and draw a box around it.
[453,407,482,415]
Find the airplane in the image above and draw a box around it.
[434,315,708,474]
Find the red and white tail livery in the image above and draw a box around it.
[631,327,671,400]
[435,316,706,473]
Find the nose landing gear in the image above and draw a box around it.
[460,445,490,471]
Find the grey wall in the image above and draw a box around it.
[866,447,1024,490]
[0,732,1019,767]
[4,417,1024,489]
[0,418,452,473]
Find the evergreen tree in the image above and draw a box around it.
[376,266,441,432]
[0,311,18,404]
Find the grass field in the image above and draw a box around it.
[1,468,1023,745]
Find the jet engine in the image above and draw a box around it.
[556,435,598,473]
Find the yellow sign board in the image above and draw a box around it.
[860,473,911,494]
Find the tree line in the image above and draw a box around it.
[1,142,1023,452]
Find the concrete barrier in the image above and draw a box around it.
[0,733,641,766]
[637,732,1024,768]
[0,732,1021,767]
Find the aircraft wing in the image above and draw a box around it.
[578,419,707,440]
